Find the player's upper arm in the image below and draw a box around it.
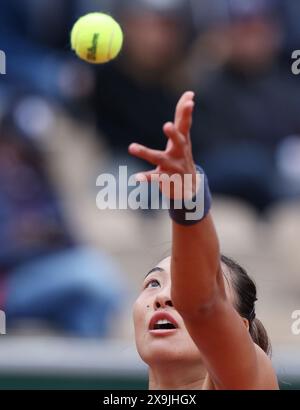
[181,276,278,390]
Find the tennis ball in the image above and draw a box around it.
[71,13,123,64]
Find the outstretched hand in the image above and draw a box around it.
[128,91,198,199]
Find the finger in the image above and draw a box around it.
[178,101,194,138]
[175,92,194,126]
[163,122,185,146]
[175,91,195,133]
[128,143,165,166]
[175,91,194,117]
[181,101,195,137]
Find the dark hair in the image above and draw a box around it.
[221,255,272,356]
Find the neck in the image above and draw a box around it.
[148,361,207,390]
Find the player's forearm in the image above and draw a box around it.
[170,213,223,316]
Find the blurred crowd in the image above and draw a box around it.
[0,0,300,338]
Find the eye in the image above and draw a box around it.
[144,279,160,289]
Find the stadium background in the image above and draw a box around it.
[0,0,299,389]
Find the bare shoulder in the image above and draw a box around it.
[255,344,279,390]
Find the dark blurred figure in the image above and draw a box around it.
[0,111,124,337]
[0,0,95,114]
[93,0,196,158]
[194,0,300,212]
[278,0,300,64]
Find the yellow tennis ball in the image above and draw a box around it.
[71,13,123,64]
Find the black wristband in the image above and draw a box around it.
[168,165,212,225]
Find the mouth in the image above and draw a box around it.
[149,312,178,335]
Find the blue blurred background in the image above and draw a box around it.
[0,0,299,389]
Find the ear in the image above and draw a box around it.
[242,317,249,331]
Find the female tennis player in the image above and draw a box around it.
[128,91,279,390]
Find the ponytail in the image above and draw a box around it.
[221,255,272,357]
[250,317,272,356]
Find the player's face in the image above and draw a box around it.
[133,257,236,366]
[133,257,204,366]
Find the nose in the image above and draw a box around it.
[153,288,173,310]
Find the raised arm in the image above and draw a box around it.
[129,91,278,390]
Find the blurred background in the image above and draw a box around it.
[0,0,300,389]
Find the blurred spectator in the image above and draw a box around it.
[0,110,124,337]
[0,0,95,113]
[193,0,300,211]
[278,0,300,63]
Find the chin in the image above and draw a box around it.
[137,340,194,366]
